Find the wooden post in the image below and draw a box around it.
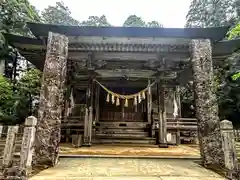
[88,107,93,146]
[0,125,3,138]
[2,126,19,168]
[95,84,100,123]
[64,86,70,143]
[83,107,89,145]
[156,83,160,144]
[87,79,94,146]
[175,86,181,145]
[159,81,168,148]
[147,79,152,125]
[20,116,37,175]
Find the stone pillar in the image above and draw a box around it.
[34,32,68,167]
[220,120,239,179]
[158,82,168,148]
[2,126,19,168]
[20,116,37,174]
[189,39,224,167]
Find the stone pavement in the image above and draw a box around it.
[30,158,226,180]
[59,144,200,157]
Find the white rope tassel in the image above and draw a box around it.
[111,94,115,104]
[142,91,146,100]
[138,93,142,103]
[124,99,128,107]
[116,97,120,106]
[134,96,137,106]
[173,92,178,118]
[106,93,110,102]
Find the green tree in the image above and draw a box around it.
[81,15,111,26]
[0,0,41,80]
[16,68,41,116]
[0,0,41,36]
[0,75,14,122]
[0,68,41,124]
[123,15,146,27]
[146,21,163,27]
[186,0,235,27]
[123,15,163,27]
[41,1,80,25]
[185,0,240,124]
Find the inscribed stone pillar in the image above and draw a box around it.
[2,126,19,168]
[189,39,224,167]
[220,120,239,179]
[35,32,68,167]
[20,116,37,174]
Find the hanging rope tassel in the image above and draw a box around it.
[116,97,120,106]
[138,93,142,103]
[124,99,128,107]
[106,93,110,102]
[134,96,137,106]
[142,91,146,100]
[111,94,115,104]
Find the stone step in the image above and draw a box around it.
[96,122,148,129]
[95,129,148,135]
[95,133,149,139]
[93,138,156,145]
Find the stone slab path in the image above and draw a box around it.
[60,144,200,157]
[30,158,226,180]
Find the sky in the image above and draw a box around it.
[29,0,192,28]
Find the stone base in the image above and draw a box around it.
[0,166,27,180]
[159,143,169,148]
[82,143,92,147]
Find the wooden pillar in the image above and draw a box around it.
[158,81,168,148]
[63,86,71,143]
[175,86,181,145]
[84,52,94,146]
[35,32,68,167]
[88,79,94,145]
[95,84,100,123]
[83,79,91,146]
[147,79,152,125]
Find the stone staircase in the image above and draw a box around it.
[94,121,156,145]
